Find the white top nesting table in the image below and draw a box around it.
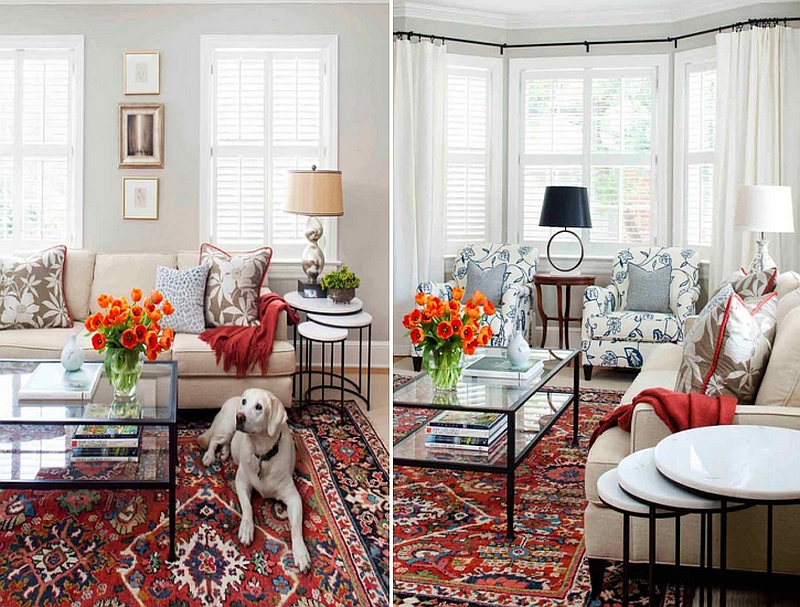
[284,290,363,315]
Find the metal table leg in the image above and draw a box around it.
[721,500,727,607]
[623,512,630,607]
[649,506,657,606]
[168,415,178,562]
[700,513,706,607]
[572,353,580,446]
[506,411,516,540]
[675,515,681,607]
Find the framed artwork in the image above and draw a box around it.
[119,103,164,168]
[124,51,160,95]
[123,177,159,220]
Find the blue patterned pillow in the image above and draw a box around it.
[155,264,211,334]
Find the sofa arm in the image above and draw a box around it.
[683,314,698,338]
[261,286,288,341]
[630,402,800,454]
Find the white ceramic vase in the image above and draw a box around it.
[506,329,531,369]
[60,334,85,372]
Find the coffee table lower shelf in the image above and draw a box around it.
[394,389,579,540]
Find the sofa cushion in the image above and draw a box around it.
[756,306,800,407]
[171,333,293,376]
[465,260,505,307]
[0,246,72,330]
[0,328,173,361]
[675,292,777,403]
[585,426,630,504]
[626,264,672,313]
[63,249,96,321]
[155,264,210,334]
[587,311,680,343]
[776,270,800,298]
[90,254,177,315]
[200,244,272,327]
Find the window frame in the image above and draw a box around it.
[673,45,716,260]
[444,52,503,249]
[507,54,669,258]
[199,35,338,264]
[0,35,84,253]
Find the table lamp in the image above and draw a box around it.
[538,186,592,274]
[285,166,343,298]
[734,185,794,273]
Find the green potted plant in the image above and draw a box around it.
[320,265,361,304]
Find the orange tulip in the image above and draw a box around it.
[415,292,427,306]
[116,310,129,324]
[483,300,496,316]
[450,318,463,334]
[150,321,161,333]
[451,287,464,301]
[402,314,413,330]
[149,308,163,322]
[421,311,431,323]
[473,291,487,306]
[409,327,425,344]
[146,331,159,350]
[463,340,478,356]
[102,315,116,328]
[436,321,453,340]
[131,306,144,321]
[91,333,106,350]
[151,290,164,305]
[448,300,461,314]
[164,327,175,340]
[84,317,94,332]
[121,329,138,349]
[97,294,111,309]
[159,334,173,350]
[111,298,124,310]
[146,348,159,362]
[133,324,147,342]
[409,309,422,325]
[143,298,155,314]
[131,288,143,302]
[460,325,475,342]
[162,301,174,315]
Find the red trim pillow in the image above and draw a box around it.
[675,292,777,403]
[200,243,272,327]
[0,245,73,330]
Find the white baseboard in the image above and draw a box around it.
[305,339,390,369]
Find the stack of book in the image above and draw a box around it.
[424,411,507,457]
[71,403,141,462]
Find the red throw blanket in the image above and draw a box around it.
[588,387,737,448]
[200,293,300,378]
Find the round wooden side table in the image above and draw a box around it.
[533,273,596,350]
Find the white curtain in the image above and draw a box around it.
[393,39,446,350]
[712,26,800,287]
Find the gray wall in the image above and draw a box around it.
[0,3,390,347]
[393,2,799,350]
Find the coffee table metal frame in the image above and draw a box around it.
[0,360,179,561]
[393,349,581,540]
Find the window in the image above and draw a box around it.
[675,47,716,254]
[508,55,668,257]
[200,36,337,261]
[445,54,502,247]
[0,36,83,252]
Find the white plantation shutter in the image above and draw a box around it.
[206,39,335,258]
[0,42,81,251]
[684,65,715,248]
[445,61,496,245]
[514,60,662,253]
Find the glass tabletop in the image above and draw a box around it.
[0,360,178,424]
[393,348,578,413]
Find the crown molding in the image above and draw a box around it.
[395,0,781,30]
[0,0,387,4]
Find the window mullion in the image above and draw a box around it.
[12,49,23,251]
[583,70,592,246]
[264,52,272,248]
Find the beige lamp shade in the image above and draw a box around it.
[284,169,343,216]
[735,185,794,233]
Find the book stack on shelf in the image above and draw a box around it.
[425,411,507,458]
[71,403,142,463]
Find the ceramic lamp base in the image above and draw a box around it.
[746,238,777,274]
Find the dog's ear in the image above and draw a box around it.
[267,394,288,436]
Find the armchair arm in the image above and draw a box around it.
[416,280,456,300]
[581,285,617,342]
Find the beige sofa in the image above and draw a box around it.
[0,250,294,408]
[584,271,800,597]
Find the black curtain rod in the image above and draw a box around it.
[394,16,800,55]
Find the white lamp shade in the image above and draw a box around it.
[284,169,343,216]
[735,185,794,233]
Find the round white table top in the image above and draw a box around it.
[297,321,348,343]
[308,311,372,328]
[655,425,800,502]
[284,290,363,315]
[618,448,728,511]
[598,468,670,516]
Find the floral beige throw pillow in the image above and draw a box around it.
[675,292,777,403]
[200,243,272,327]
[0,246,72,330]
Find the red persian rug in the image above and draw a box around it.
[0,400,389,607]
[393,387,681,607]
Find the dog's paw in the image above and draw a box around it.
[220,446,230,461]
[293,542,311,573]
[201,450,216,468]
[238,518,255,546]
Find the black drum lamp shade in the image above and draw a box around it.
[538,186,592,273]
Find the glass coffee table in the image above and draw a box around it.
[0,360,178,561]
[393,348,580,539]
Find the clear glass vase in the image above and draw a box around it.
[424,348,465,392]
[104,347,144,401]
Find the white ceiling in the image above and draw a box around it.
[396,0,781,29]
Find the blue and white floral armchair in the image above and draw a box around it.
[581,247,700,379]
[415,244,539,357]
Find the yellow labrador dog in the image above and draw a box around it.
[197,388,310,572]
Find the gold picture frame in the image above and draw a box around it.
[123,177,159,220]
[119,103,164,169]
[124,51,160,95]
